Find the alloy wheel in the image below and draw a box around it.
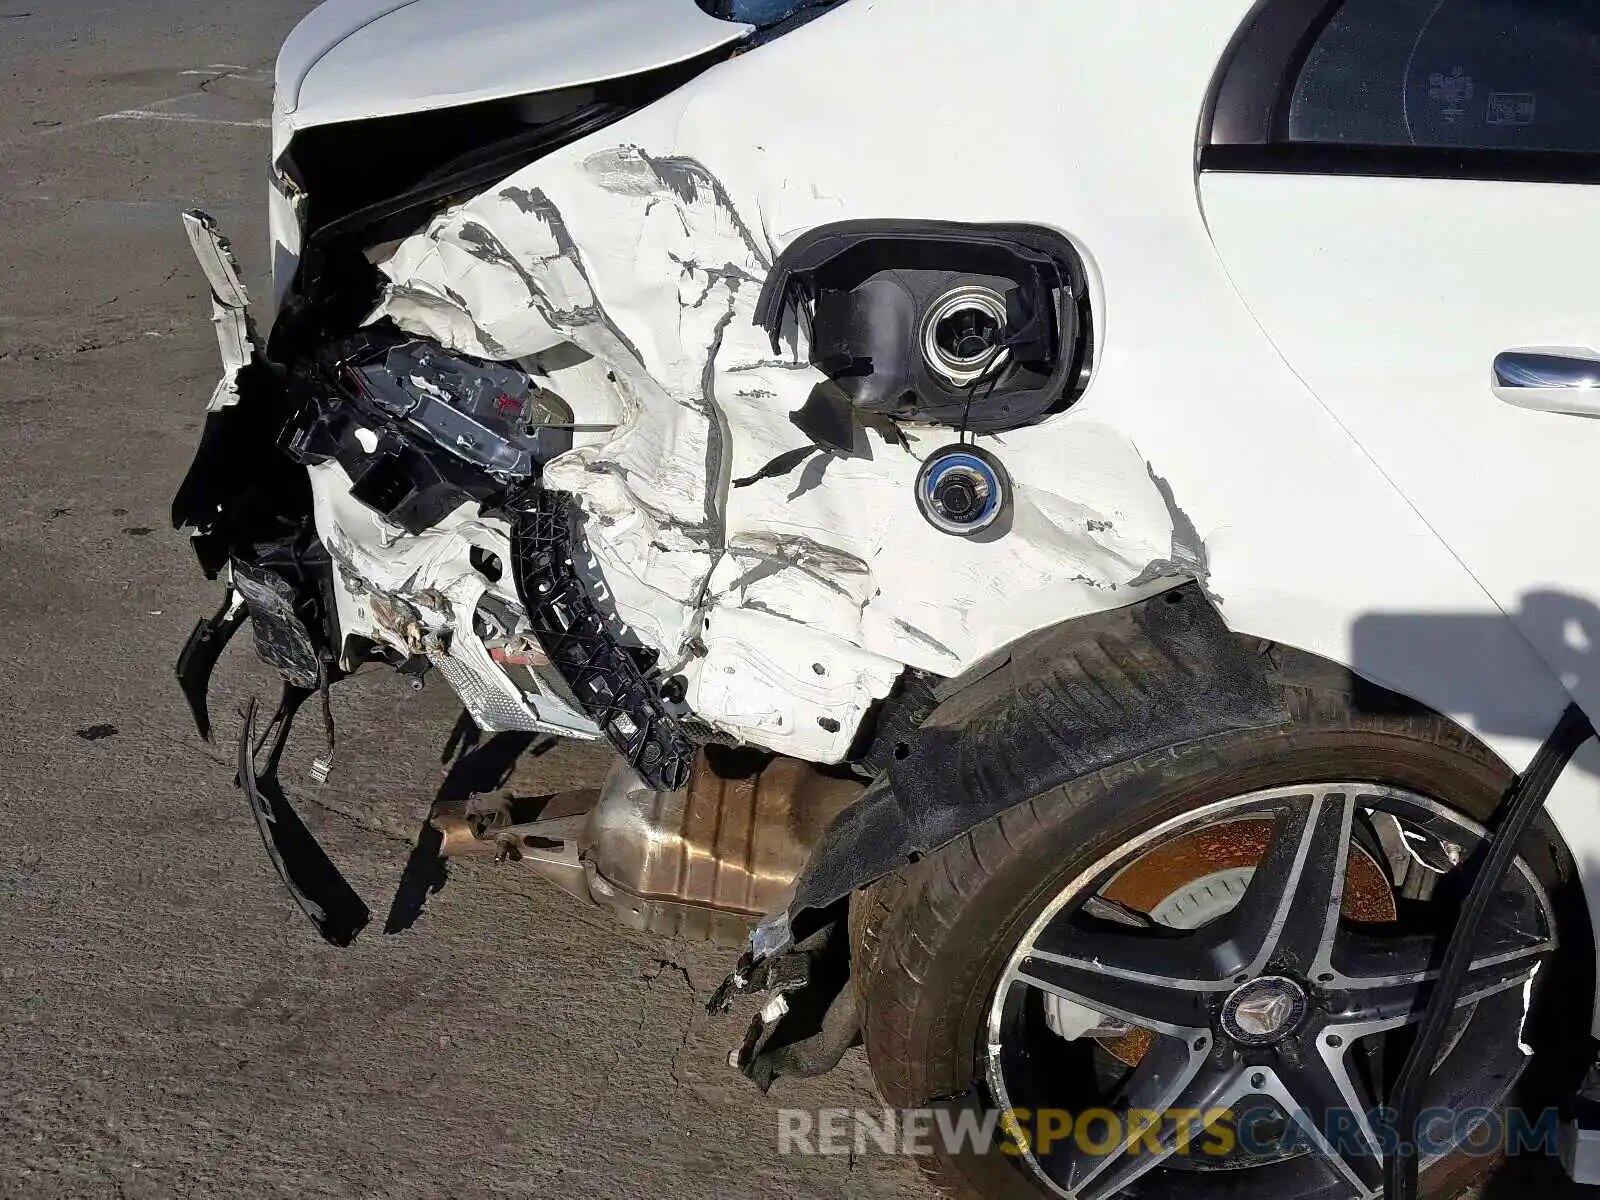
[984,784,1556,1200]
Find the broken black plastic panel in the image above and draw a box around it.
[280,327,572,534]
[509,487,697,792]
[754,220,1091,435]
[172,338,350,739]
[237,697,370,947]
[727,916,857,1092]
[232,559,323,690]
[349,338,572,479]
[175,590,247,741]
[170,357,312,579]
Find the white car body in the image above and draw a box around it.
[228,0,1600,1022]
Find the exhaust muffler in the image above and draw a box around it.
[428,749,864,945]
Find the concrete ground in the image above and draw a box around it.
[0,4,1589,1200]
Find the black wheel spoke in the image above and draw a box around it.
[1036,1036,1234,1200]
[1325,927,1552,1027]
[1259,1053,1385,1198]
[1223,789,1356,977]
[1014,942,1218,1035]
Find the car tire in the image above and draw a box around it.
[850,646,1591,1200]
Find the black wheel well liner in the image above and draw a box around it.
[788,582,1562,926]
[739,584,1595,1096]
[791,582,1279,918]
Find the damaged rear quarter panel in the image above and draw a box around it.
[362,57,1182,757]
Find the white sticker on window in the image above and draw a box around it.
[1428,67,1474,124]
[1486,92,1537,126]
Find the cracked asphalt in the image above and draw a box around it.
[0,4,922,1198]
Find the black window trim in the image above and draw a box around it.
[1199,0,1600,184]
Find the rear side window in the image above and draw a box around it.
[1288,0,1600,152]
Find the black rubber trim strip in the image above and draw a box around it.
[236,697,370,947]
[509,488,695,792]
[175,590,247,741]
[1202,143,1600,186]
[1385,702,1595,1200]
[1201,0,1345,147]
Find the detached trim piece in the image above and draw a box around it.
[176,588,246,741]
[181,210,258,411]
[789,584,1285,916]
[1202,143,1600,186]
[1386,702,1595,1200]
[237,698,369,947]
[509,489,696,792]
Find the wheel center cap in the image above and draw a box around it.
[1221,976,1308,1046]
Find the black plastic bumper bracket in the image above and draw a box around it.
[175,588,247,741]
[509,487,695,792]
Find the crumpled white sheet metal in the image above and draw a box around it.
[367,143,1184,762]
[182,210,258,412]
[309,462,600,740]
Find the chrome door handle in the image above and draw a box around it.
[1493,348,1600,416]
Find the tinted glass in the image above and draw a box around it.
[1288,0,1600,152]
[701,0,836,26]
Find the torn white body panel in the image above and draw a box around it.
[168,0,1600,1030]
[278,0,1582,784]
[309,461,600,739]
[685,608,903,762]
[365,142,1182,758]
[182,211,258,411]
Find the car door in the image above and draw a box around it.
[1198,0,1600,717]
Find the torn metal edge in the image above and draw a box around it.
[183,209,260,412]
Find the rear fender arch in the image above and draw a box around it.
[786,583,1600,1030]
